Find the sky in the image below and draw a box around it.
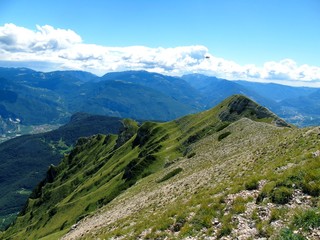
[0,0,320,86]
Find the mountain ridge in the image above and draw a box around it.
[60,97,319,240]
[4,95,317,240]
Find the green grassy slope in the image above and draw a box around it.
[0,113,124,231]
[3,95,319,240]
[85,117,318,240]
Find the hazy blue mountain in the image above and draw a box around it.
[69,79,198,121]
[0,76,66,125]
[101,70,204,109]
[0,67,97,85]
[236,80,316,102]
[182,73,220,90]
[0,68,202,128]
[49,70,99,82]
[0,67,36,80]
[234,80,320,126]
[1,67,320,127]
[183,74,320,126]
[275,89,320,126]
[182,74,278,111]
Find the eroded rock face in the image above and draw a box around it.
[272,118,290,127]
[219,95,290,127]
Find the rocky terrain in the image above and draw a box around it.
[62,119,320,240]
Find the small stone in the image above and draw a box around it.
[212,218,220,225]
[295,199,302,204]
[312,150,320,157]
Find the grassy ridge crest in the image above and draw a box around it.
[2,95,301,239]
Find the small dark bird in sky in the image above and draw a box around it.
[205,56,210,59]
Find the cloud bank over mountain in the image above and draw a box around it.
[1,24,319,86]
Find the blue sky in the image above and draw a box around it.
[0,0,320,86]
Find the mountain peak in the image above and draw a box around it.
[218,95,290,127]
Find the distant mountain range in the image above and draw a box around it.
[0,67,319,135]
[182,74,318,126]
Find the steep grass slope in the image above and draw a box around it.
[2,95,319,240]
[74,118,318,240]
[0,113,124,231]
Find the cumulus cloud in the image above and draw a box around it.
[0,23,320,86]
[0,23,81,52]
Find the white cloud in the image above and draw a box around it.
[0,23,81,52]
[0,24,320,86]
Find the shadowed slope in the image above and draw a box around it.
[0,113,124,231]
